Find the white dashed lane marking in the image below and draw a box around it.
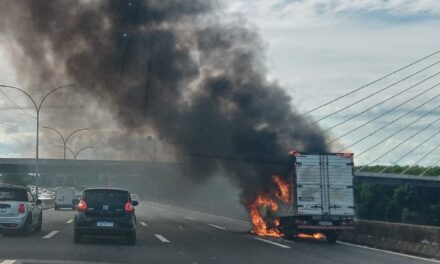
[139,221,148,227]
[184,216,194,221]
[0,260,16,264]
[42,230,59,239]
[209,224,227,230]
[155,234,170,243]
[65,219,74,224]
[255,237,290,249]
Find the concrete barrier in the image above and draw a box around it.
[39,198,54,210]
[339,220,440,259]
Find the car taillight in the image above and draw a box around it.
[77,200,87,211]
[18,203,26,214]
[124,202,134,213]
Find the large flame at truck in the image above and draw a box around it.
[249,175,292,237]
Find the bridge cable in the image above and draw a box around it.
[303,50,440,115]
[378,129,440,173]
[340,95,440,152]
[400,142,440,175]
[356,113,440,171]
[325,71,440,132]
[331,82,440,144]
[419,159,440,176]
[312,59,440,123]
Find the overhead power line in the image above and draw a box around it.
[340,95,440,151]
[400,142,440,175]
[330,82,440,144]
[313,59,440,123]
[378,128,440,173]
[356,113,440,171]
[325,71,440,132]
[303,50,440,115]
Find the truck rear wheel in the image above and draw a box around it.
[325,231,337,243]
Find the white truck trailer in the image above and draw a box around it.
[275,151,355,242]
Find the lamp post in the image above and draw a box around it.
[43,126,88,159]
[147,136,156,162]
[0,84,75,197]
[63,146,94,160]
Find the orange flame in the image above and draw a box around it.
[249,194,282,237]
[296,233,326,240]
[249,175,294,238]
[272,175,292,204]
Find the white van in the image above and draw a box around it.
[55,187,76,210]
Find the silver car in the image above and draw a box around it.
[0,184,43,236]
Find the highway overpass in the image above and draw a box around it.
[1,158,440,187]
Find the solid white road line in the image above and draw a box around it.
[42,230,59,239]
[139,221,148,227]
[255,237,290,249]
[337,241,440,263]
[184,216,195,221]
[65,219,74,224]
[155,234,170,243]
[209,224,227,230]
[0,260,16,264]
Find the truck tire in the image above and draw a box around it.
[325,231,337,243]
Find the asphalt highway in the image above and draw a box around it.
[0,201,439,264]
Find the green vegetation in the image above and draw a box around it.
[355,165,440,226]
[0,172,30,186]
[356,165,440,176]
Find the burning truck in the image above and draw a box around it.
[248,151,355,243]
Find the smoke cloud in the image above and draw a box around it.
[0,0,328,204]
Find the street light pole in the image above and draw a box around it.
[63,146,94,159]
[0,84,75,197]
[147,136,156,162]
[43,126,88,159]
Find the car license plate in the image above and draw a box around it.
[319,221,332,226]
[97,221,113,227]
[0,208,6,213]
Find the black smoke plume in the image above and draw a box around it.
[0,0,328,205]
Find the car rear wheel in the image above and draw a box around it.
[127,232,136,245]
[21,215,33,237]
[35,213,42,232]
[74,230,82,244]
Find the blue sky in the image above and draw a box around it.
[1,0,440,167]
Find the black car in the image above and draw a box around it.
[73,188,138,245]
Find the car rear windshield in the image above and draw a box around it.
[84,190,128,210]
[0,188,28,201]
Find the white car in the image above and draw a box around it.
[130,194,140,204]
[0,184,43,236]
[55,187,76,210]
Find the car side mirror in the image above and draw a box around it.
[36,199,42,205]
[132,201,139,206]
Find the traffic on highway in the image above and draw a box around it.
[0,188,436,264]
